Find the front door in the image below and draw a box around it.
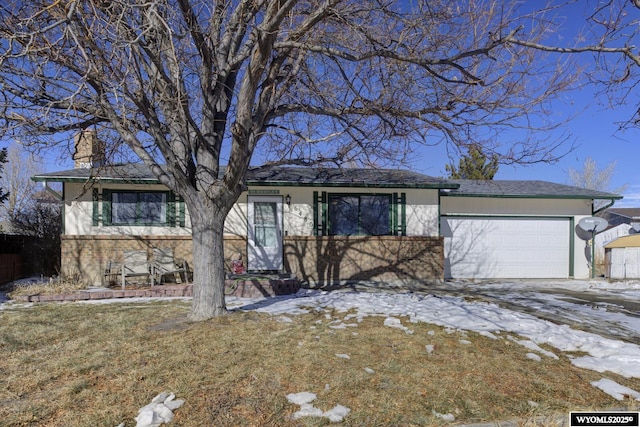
[247,195,283,272]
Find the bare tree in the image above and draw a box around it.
[569,156,628,210]
[0,0,638,320]
[11,191,62,276]
[0,147,7,208]
[0,143,43,224]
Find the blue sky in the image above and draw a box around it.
[4,2,639,208]
[410,82,640,207]
[408,0,640,208]
[12,70,640,209]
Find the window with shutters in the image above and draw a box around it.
[328,194,391,236]
[101,190,176,226]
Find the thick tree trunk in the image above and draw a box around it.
[188,212,228,321]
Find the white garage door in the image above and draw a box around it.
[441,217,571,279]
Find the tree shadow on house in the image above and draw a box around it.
[283,235,444,291]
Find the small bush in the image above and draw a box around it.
[8,271,88,298]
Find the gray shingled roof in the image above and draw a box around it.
[33,163,161,182]
[444,179,622,200]
[32,164,623,199]
[604,207,640,218]
[33,164,455,189]
[247,166,455,188]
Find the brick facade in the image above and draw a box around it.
[61,235,247,287]
[62,234,444,287]
[284,235,444,286]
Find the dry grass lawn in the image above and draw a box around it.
[0,298,638,426]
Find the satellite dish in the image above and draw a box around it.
[578,217,608,233]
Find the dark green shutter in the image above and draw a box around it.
[313,191,318,236]
[178,196,185,227]
[399,192,406,236]
[102,190,112,226]
[392,193,398,235]
[313,191,327,236]
[92,188,99,226]
[167,192,176,226]
[393,192,406,236]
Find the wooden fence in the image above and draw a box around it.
[0,254,24,285]
[0,235,30,285]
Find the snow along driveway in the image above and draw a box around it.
[419,279,640,345]
[230,279,640,384]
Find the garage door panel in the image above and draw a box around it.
[443,217,570,279]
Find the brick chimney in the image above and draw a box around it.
[73,130,105,169]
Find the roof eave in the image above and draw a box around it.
[32,175,161,184]
[440,192,623,200]
[32,175,456,189]
[249,180,458,189]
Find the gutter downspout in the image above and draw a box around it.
[40,181,63,201]
[591,198,618,279]
[593,198,616,216]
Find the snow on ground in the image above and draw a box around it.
[286,392,351,422]
[234,287,640,381]
[592,378,640,401]
[451,280,640,340]
[3,278,640,421]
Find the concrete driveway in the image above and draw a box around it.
[424,280,640,345]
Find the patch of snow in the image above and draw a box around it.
[459,339,472,345]
[526,353,542,362]
[287,391,350,423]
[383,317,414,334]
[479,331,499,340]
[328,323,347,329]
[292,403,324,419]
[432,410,455,422]
[134,392,184,427]
[508,336,559,360]
[286,392,317,405]
[364,367,375,374]
[425,344,435,354]
[328,321,358,329]
[591,378,640,401]
[324,404,351,422]
[335,353,350,359]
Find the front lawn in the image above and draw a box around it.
[0,299,637,426]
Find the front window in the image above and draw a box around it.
[329,194,391,236]
[110,191,167,225]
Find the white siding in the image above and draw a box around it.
[64,184,438,238]
[64,183,192,236]
[404,188,439,236]
[238,186,440,237]
[595,224,632,265]
[607,247,640,279]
